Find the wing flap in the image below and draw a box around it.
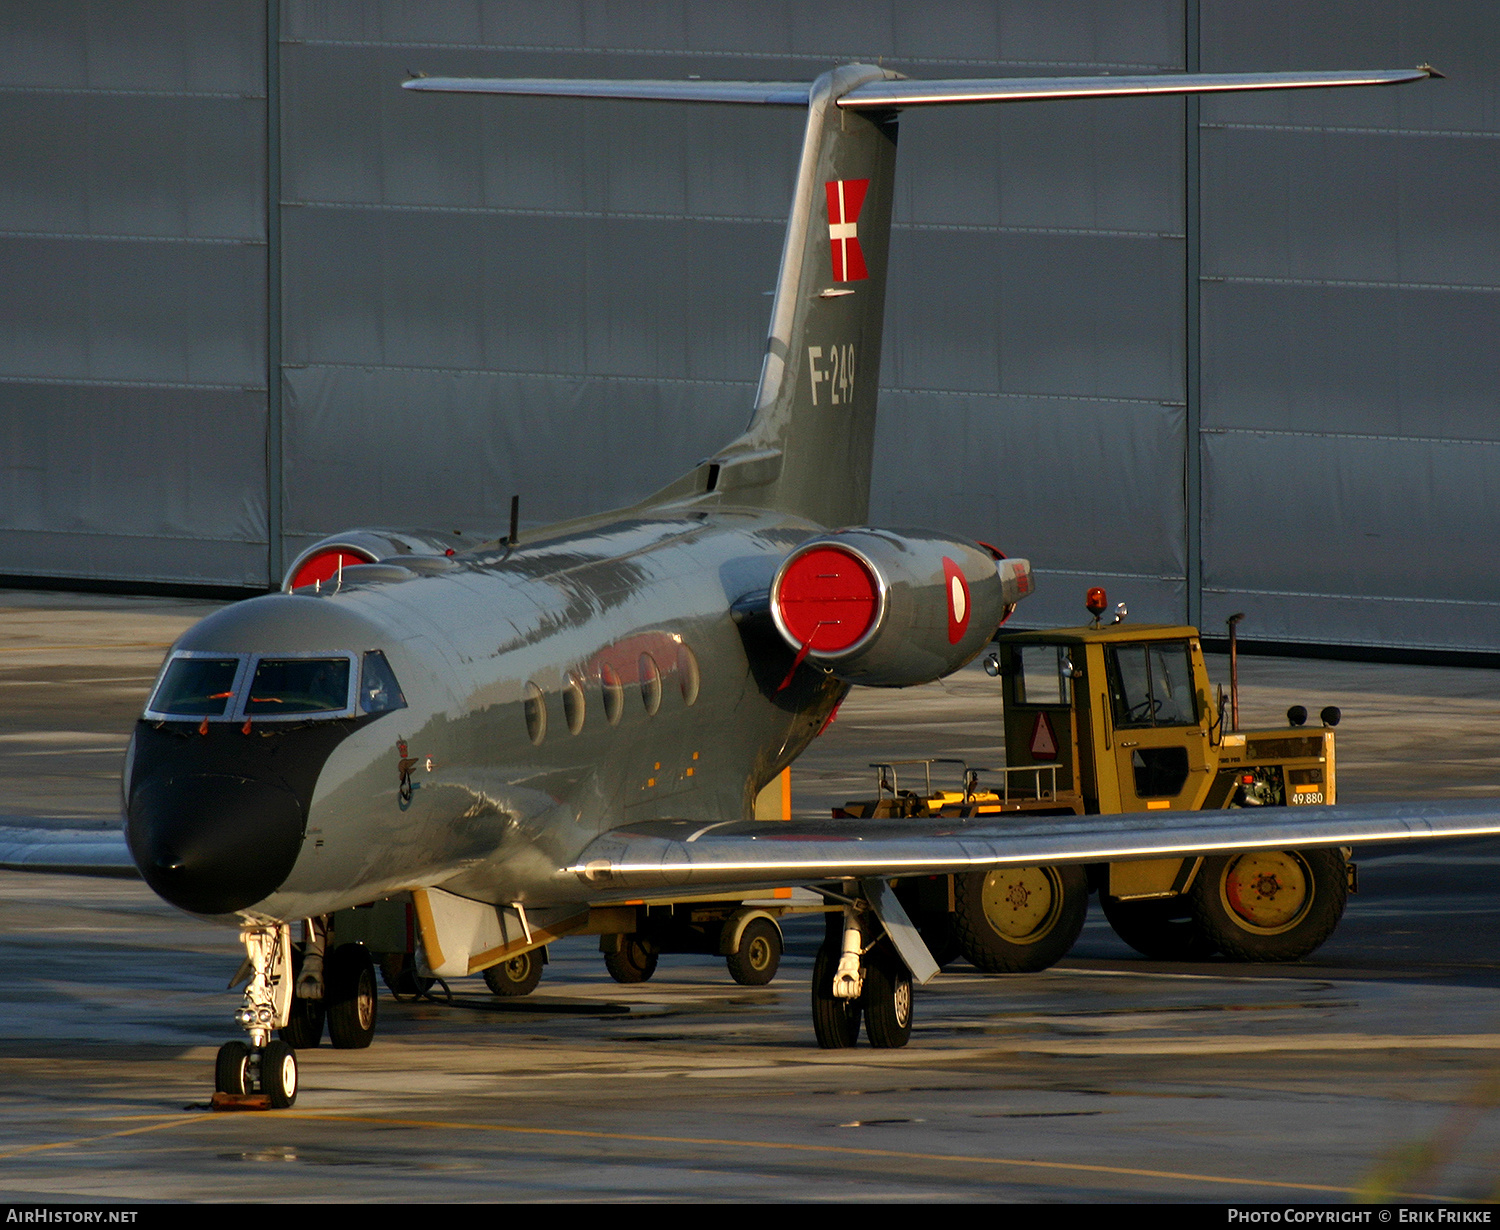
[570,800,1500,894]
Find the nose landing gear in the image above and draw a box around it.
[213,922,299,1109]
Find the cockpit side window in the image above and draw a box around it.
[244,658,352,716]
[149,656,242,717]
[359,650,407,714]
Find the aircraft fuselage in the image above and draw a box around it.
[125,508,843,923]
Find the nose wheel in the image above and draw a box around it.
[215,1039,298,1109]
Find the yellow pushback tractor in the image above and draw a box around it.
[840,594,1349,971]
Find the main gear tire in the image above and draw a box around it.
[326,943,378,1049]
[954,864,1088,973]
[484,948,545,997]
[725,918,783,986]
[810,942,861,1049]
[604,937,658,984]
[1100,894,1219,960]
[862,950,913,1049]
[1189,848,1347,962]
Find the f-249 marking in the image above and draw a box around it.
[807,343,855,407]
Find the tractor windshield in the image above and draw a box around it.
[1108,642,1196,728]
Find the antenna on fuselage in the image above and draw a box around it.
[507,494,519,547]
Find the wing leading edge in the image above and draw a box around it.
[570,800,1500,896]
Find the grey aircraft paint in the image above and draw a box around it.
[116,62,1478,970]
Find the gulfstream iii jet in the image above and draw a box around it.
[79,59,1500,1106]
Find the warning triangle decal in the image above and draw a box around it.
[1030,712,1059,761]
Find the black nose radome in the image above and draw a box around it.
[127,773,304,915]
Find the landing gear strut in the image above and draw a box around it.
[215,922,299,1107]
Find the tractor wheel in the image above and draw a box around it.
[1189,848,1347,962]
[954,865,1088,973]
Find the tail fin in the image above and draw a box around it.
[405,65,1434,530]
[708,63,900,527]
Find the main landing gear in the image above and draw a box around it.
[811,901,915,1049]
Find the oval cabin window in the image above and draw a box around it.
[523,681,547,745]
[601,663,624,726]
[677,642,700,706]
[563,676,586,735]
[639,653,662,716]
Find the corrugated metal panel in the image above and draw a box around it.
[0,383,268,584]
[280,366,749,550]
[1200,0,1500,649]
[1202,431,1500,649]
[874,389,1188,625]
[0,0,268,587]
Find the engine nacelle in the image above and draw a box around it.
[282,527,483,591]
[770,528,1033,687]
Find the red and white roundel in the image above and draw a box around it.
[942,556,970,644]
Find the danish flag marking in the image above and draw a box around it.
[825,179,870,282]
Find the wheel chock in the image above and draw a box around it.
[210,1091,273,1112]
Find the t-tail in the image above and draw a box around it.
[406,63,1436,530]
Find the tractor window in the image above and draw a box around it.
[1132,747,1191,797]
[1149,644,1196,726]
[1013,645,1070,706]
[1108,642,1197,729]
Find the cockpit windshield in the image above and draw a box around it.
[146,649,405,722]
[245,658,352,715]
[150,657,241,717]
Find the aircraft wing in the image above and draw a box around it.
[570,801,1500,897]
[0,826,139,878]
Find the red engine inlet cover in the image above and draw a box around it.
[290,548,375,590]
[774,545,881,654]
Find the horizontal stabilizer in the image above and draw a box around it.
[405,67,1435,111]
[573,799,1500,895]
[0,827,138,878]
[838,68,1435,109]
[403,76,809,105]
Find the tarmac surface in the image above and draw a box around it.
[2,590,1500,1203]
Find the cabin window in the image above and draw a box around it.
[639,653,662,715]
[523,681,547,745]
[601,663,624,726]
[150,656,242,717]
[244,658,352,716]
[677,643,700,706]
[359,650,407,714]
[563,677,586,735]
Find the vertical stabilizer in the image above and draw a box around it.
[704,64,901,528]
